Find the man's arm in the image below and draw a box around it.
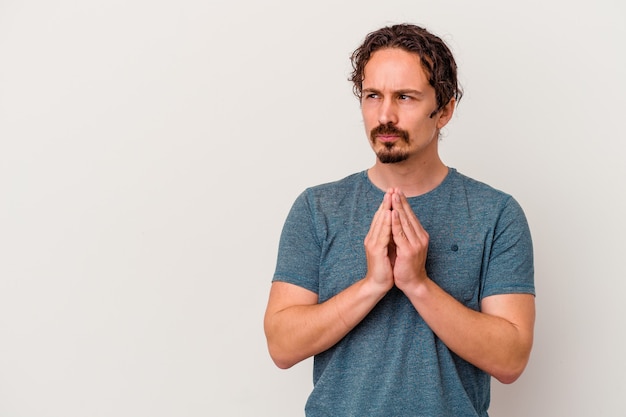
[390,189,535,383]
[264,192,396,369]
[264,279,386,369]
[402,281,534,383]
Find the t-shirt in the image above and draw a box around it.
[273,168,535,417]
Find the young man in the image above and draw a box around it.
[264,23,535,416]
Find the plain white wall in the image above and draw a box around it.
[1,0,624,416]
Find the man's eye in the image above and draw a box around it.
[399,94,411,100]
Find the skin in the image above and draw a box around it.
[264,47,535,384]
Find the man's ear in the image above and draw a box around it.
[436,98,456,129]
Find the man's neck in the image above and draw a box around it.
[367,158,449,197]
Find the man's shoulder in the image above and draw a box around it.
[310,171,365,189]
[292,171,375,217]
[448,168,513,202]
[446,169,529,227]
[304,171,367,196]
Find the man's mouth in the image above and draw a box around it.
[376,134,401,143]
[371,123,409,144]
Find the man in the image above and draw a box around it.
[264,23,535,416]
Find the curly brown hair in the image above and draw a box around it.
[349,24,463,115]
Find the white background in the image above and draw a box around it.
[1,1,624,416]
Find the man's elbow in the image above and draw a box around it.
[271,356,297,370]
[264,319,299,369]
[267,343,299,370]
[491,352,531,384]
[493,368,524,384]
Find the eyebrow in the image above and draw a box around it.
[362,88,425,97]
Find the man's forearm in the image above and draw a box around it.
[264,278,389,369]
[399,277,535,383]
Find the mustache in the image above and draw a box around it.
[370,123,410,143]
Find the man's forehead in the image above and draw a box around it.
[363,49,429,82]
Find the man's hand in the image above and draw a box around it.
[364,188,429,292]
[389,189,430,291]
[363,190,395,292]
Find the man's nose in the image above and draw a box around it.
[378,99,398,125]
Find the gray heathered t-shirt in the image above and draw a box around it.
[273,168,535,417]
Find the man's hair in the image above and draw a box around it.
[349,23,463,114]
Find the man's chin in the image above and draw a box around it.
[377,150,409,164]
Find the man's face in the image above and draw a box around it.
[361,48,453,164]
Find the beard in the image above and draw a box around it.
[370,123,410,164]
[377,145,410,163]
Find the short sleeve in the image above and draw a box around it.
[272,190,322,294]
[482,196,535,298]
